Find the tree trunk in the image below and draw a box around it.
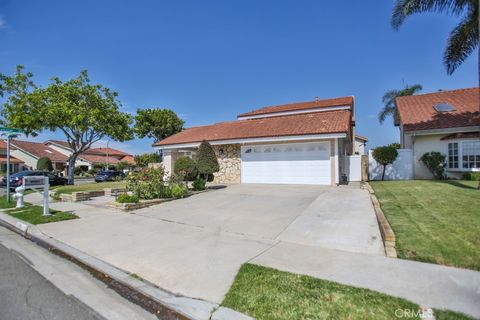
[67,154,78,185]
[381,165,386,181]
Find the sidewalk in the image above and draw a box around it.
[16,193,480,318]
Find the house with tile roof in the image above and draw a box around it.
[0,140,25,174]
[396,87,480,179]
[1,139,134,174]
[44,140,135,169]
[154,96,363,185]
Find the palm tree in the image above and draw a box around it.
[378,84,423,125]
[391,0,479,75]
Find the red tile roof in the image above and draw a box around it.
[78,154,121,165]
[46,140,131,157]
[238,96,354,118]
[85,147,130,157]
[120,155,136,164]
[0,155,24,164]
[154,110,351,146]
[10,140,69,162]
[396,88,480,132]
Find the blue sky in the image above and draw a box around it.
[0,0,477,154]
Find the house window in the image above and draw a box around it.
[462,141,480,169]
[448,143,458,169]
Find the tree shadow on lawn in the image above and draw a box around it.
[439,180,477,190]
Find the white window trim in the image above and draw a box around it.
[445,139,480,172]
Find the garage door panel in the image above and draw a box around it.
[241,142,331,185]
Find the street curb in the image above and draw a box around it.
[0,211,253,320]
[363,182,397,258]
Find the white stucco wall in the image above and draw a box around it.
[369,149,413,180]
[411,134,446,179]
[354,139,366,155]
[11,149,38,169]
[47,144,72,156]
[410,134,480,179]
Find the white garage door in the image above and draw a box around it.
[241,142,331,185]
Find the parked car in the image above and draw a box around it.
[94,170,125,182]
[1,170,67,191]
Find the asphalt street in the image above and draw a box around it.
[0,242,104,320]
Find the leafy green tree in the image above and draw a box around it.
[134,152,161,168]
[378,84,422,125]
[115,161,132,171]
[37,157,53,172]
[420,152,446,179]
[134,108,184,143]
[196,140,219,180]
[0,66,133,185]
[392,0,479,75]
[372,145,399,181]
[174,156,198,181]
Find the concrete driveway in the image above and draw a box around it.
[35,184,383,304]
[134,184,383,254]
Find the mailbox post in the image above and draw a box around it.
[17,176,51,216]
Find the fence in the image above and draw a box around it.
[346,155,362,182]
[368,149,413,180]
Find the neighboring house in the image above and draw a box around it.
[354,134,368,155]
[154,96,357,185]
[396,87,480,179]
[0,140,25,174]
[45,140,135,169]
[2,139,134,174]
[9,140,69,172]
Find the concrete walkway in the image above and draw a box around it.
[22,187,480,318]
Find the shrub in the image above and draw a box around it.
[192,178,206,191]
[420,152,446,179]
[372,145,398,181]
[126,167,166,200]
[37,157,53,171]
[117,194,139,203]
[196,140,219,179]
[73,166,84,176]
[174,156,198,181]
[87,168,97,176]
[115,161,131,172]
[93,163,105,170]
[134,152,161,168]
[461,172,480,181]
[170,183,188,199]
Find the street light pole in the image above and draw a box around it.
[6,135,10,203]
[106,140,109,170]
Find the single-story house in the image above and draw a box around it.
[3,139,135,174]
[396,87,480,179]
[9,140,69,172]
[45,140,135,169]
[154,96,362,185]
[0,140,25,173]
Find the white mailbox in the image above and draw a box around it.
[13,175,50,216]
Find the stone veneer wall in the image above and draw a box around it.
[212,144,241,183]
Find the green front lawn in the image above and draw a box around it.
[5,205,78,224]
[0,196,17,209]
[369,180,479,271]
[222,264,472,320]
[52,181,126,195]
